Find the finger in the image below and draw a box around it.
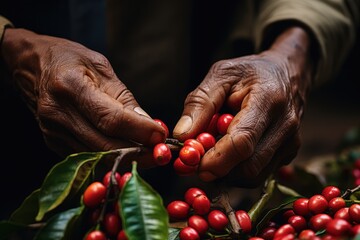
[50,69,166,146]
[173,61,237,141]
[224,133,301,188]
[198,109,299,183]
[41,127,88,157]
[39,109,159,167]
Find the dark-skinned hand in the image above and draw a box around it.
[173,27,315,187]
[0,28,166,167]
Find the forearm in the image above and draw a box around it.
[1,28,45,73]
[256,0,359,85]
[256,26,315,121]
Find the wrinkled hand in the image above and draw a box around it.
[1,28,166,163]
[173,27,314,187]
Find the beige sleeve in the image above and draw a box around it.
[0,16,13,43]
[255,0,360,85]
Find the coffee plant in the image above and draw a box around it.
[0,117,359,240]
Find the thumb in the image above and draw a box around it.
[173,65,231,141]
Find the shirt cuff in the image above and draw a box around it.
[0,16,14,44]
[255,0,357,85]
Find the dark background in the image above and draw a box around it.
[0,1,359,219]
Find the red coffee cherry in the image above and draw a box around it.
[103,212,122,236]
[188,215,209,236]
[277,165,295,182]
[154,118,169,138]
[298,229,316,239]
[326,218,352,237]
[282,209,296,221]
[308,194,328,214]
[117,230,128,240]
[183,139,205,156]
[349,203,360,223]
[119,172,132,189]
[207,209,229,231]
[328,197,346,214]
[153,143,172,166]
[322,186,341,201]
[354,158,360,169]
[334,207,351,222]
[258,226,277,240]
[89,208,101,225]
[309,213,332,231]
[179,145,201,166]
[216,113,234,135]
[167,200,190,220]
[235,210,252,234]
[83,182,107,208]
[184,187,206,205]
[273,234,296,240]
[288,215,307,232]
[206,113,220,136]
[192,194,211,215]
[196,132,216,151]
[179,227,200,240]
[352,224,360,235]
[292,198,310,216]
[173,157,197,176]
[103,171,122,188]
[353,168,360,179]
[85,230,107,240]
[273,224,295,239]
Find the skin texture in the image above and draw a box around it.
[0,28,166,167]
[1,26,314,186]
[173,27,314,187]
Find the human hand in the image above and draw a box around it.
[0,28,166,164]
[173,27,315,187]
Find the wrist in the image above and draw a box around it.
[268,26,315,93]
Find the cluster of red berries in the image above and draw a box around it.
[82,171,132,240]
[250,185,360,240]
[153,113,234,176]
[166,187,252,240]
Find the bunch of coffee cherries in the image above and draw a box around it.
[152,113,234,176]
[250,185,360,240]
[82,171,132,240]
[166,187,252,240]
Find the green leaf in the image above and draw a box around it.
[168,228,180,240]
[36,151,110,221]
[34,206,84,240]
[0,221,28,240]
[120,161,169,240]
[255,196,300,235]
[354,233,360,240]
[10,189,40,224]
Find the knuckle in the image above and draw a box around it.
[96,107,124,135]
[185,87,214,109]
[211,60,235,73]
[92,52,115,77]
[231,130,256,160]
[48,68,83,97]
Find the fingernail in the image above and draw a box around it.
[199,171,217,182]
[134,107,150,118]
[173,115,192,136]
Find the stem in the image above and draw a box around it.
[212,192,241,236]
[247,177,276,224]
[342,184,360,199]
[165,138,183,151]
[98,147,142,223]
